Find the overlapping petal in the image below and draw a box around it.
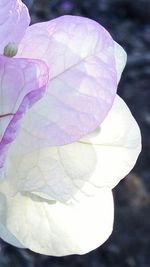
[0,183,113,256]
[17,15,118,146]
[114,42,127,83]
[0,95,141,256]
[3,95,141,203]
[80,95,141,191]
[0,55,49,171]
[5,139,97,202]
[0,0,30,54]
[0,4,141,256]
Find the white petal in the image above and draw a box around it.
[0,192,24,248]
[3,95,141,202]
[0,223,24,248]
[5,141,97,203]
[0,186,114,256]
[81,95,141,189]
[114,42,127,83]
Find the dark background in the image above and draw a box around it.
[0,0,150,266]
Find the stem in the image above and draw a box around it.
[0,113,14,118]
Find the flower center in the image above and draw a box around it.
[3,42,18,57]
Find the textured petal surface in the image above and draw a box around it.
[114,42,127,83]
[0,182,114,256]
[0,0,30,54]
[0,55,49,172]
[6,141,96,202]
[17,15,117,146]
[3,95,141,203]
[80,95,141,190]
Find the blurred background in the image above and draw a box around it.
[0,0,150,266]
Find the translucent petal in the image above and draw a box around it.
[0,55,49,171]
[6,139,97,203]
[3,95,141,203]
[114,42,127,83]
[0,183,114,256]
[17,15,118,146]
[0,0,30,54]
[80,95,141,190]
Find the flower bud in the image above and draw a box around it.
[3,42,18,57]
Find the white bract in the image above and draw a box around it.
[0,93,141,255]
[0,0,141,256]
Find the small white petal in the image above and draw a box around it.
[114,42,127,83]
[81,95,141,189]
[0,186,113,256]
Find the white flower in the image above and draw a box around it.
[0,0,141,256]
[0,93,141,255]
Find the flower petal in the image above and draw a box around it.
[3,96,141,202]
[0,184,114,256]
[0,223,25,248]
[17,15,118,145]
[0,0,30,54]
[80,95,141,190]
[5,139,97,203]
[0,192,24,248]
[0,55,49,171]
[114,42,127,83]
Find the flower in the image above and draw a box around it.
[0,0,141,256]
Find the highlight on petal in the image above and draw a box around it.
[17,15,118,146]
[0,55,49,170]
[80,95,141,190]
[0,0,30,54]
[114,42,127,84]
[0,183,114,256]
